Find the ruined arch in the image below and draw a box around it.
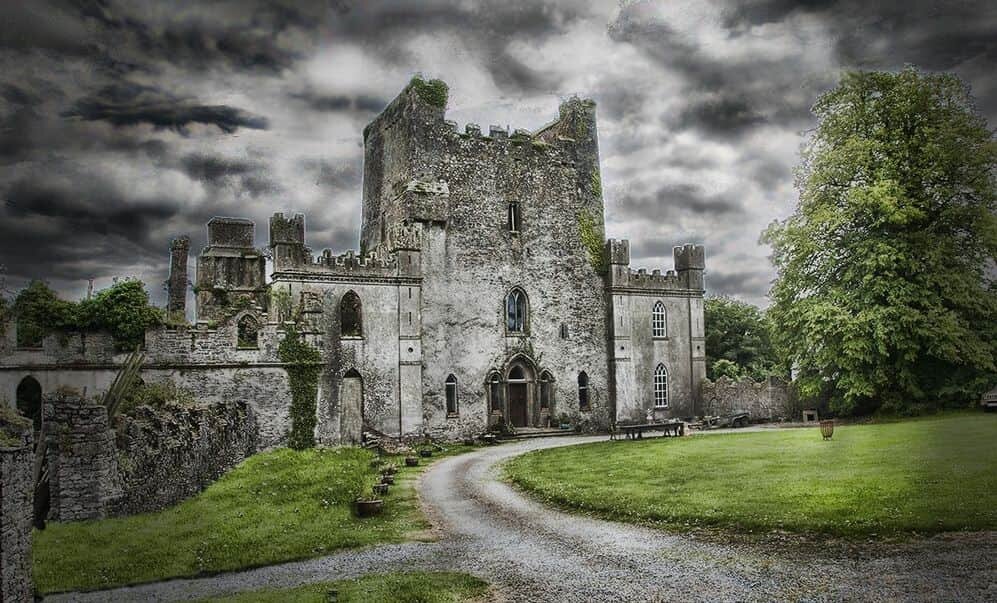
[340,368,364,444]
[16,375,42,431]
[340,291,363,337]
[236,313,260,348]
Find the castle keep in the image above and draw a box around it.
[1,81,706,446]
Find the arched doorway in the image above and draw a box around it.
[16,376,42,431]
[340,369,364,444]
[506,358,536,428]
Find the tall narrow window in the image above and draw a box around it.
[654,364,668,408]
[578,371,590,411]
[507,201,521,232]
[488,372,502,413]
[539,371,553,411]
[505,288,528,333]
[340,290,362,337]
[445,374,458,416]
[237,315,260,348]
[652,301,667,337]
[560,323,569,339]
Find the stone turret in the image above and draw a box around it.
[674,244,705,291]
[194,218,266,322]
[269,213,307,271]
[167,235,189,318]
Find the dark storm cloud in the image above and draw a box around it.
[677,96,767,136]
[615,183,743,222]
[63,82,269,133]
[292,92,388,114]
[0,174,181,281]
[1,83,40,106]
[179,153,281,197]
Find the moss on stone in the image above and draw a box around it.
[577,209,608,274]
[409,76,449,108]
[0,403,30,447]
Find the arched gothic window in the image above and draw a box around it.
[578,371,590,411]
[237,315,260,348]
[507,201,521,232]
[340,291,362,337]
[506,288,528,333]
[488,372,502,413]
[539,371,553,410]
[445,374,458,416]
[654,364,668,408]
[652,301,667,337]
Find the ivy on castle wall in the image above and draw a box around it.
[409,76,449,108]
[278,326,322,450]
[577,210,608,275]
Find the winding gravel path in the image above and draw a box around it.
[48,436,997,602]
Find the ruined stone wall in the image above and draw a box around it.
[42,393,257,520]
[113,401,257,515]
[0,426,33,603]
[43,392,124,521]
[701,376,790,420]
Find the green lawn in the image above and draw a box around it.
[34,444,474,594]
[198,571,491,603]
[505,414,997,537]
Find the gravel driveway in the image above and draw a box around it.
[47,435,997,602]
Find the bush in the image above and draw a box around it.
[117,380,196,416]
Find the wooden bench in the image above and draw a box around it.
[613,421,685,440]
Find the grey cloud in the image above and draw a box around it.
[615,183,744,222]
[292,92,388,114]
[677,96,767,136]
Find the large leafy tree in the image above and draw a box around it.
[764,68,997,415]
[704,296,782,381]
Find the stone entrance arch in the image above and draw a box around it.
[506,358,537,428]
[340,369,364,444]
[16,375,42,431]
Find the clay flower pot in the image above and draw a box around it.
[463,438,476,446]
[381,465,398,475]
[405,456,419,467]
[380,474,395,485]
[372,483,389,496]
[419,449,433,458]
[354,498,383,518]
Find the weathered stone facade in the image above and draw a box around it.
[701,376,791,420]
[41,392,256,520]
[0,423,33,603]
[0,80,707,445]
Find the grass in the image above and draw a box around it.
[197,571,490,602]
[34,444,475,594]
[505,413,997,537]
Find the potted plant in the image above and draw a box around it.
[418,447,433,458]
[372,482,389,496]
[463,437,476,446]
[381,463,398,476]
[380,473,395,485]
[557,413,571,430]
[405,455,419,467]
[354,496,383,517]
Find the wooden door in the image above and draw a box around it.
[508,382,528,427]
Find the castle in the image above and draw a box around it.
[1,80,706,446]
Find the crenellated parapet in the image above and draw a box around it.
[606,238,706,294]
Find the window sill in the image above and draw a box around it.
[340,336,364,341]
[654,405,669,410]
[504,332,529,338]
[652,336,669,341]
[237,346,260,350]
[446,413,460,419]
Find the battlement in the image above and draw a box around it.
[207,217,255,249]
[607,240,706,293]
[270,213,305,245]
[674,244,705,271]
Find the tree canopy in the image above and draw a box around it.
[704,296,782,381]
[11,279,162,350]
[763,67,997,415]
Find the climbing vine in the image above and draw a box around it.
[577,210,608,274]
[278,326,322,450]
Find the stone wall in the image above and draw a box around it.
[42,392,257,520]
[113,401,257,515]
[44,392,124,521]
[701,376,791,420]
[1,424,33,603]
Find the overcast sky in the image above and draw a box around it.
[1,0,995,308]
